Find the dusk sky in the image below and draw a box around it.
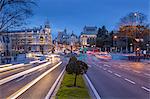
[29,0,149,38]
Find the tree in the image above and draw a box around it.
[66,56,88,86]
[0,0,36,32]
[118,12,147,27]
[117,12,149,51]
[96,26,112,51]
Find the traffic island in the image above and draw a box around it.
[56,73,90,99]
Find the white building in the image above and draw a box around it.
[0,21,52,64]
[70,32,79,46]
[80,26,97,47]
[55,29,79,51]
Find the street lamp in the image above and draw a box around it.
[146,44,149,51]
[130,43,133,53]
[134,12,139,25]
[113,36,117,52]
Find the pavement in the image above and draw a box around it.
[80,54,150,99]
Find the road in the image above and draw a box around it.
[0,57,68,99]
[81,54,150,99]
[0,61,47,80]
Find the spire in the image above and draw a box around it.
[64,28,67,34]
[45,20,50,28]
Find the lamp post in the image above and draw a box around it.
[130,43,133,53]
[146,44,149,51]
[113,36,117,52]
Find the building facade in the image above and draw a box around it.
[0,22,52,64]
[55,29,79,52]
[80,26,97,47]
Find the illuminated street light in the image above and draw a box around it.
[134,12,137,16]
[146,44,149,51]
[114,36,117,39]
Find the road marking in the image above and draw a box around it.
[30,60,40,64]
[114,73,121,77]
[16,75,27,82]
[84,74,101,99]
[124,68,130,71]
[0,63,25,72]
[141,86,150,92]
[0,64,12,68]
[133,70,141,73]
[7,62,62,99]
[0,62,51,85]
[104,64,111,67]
[124,78,136,84]
[103,68,107,70]
[108,70,112,73]
[88,65,92,68]
[144,73,150,77]
[45,66,65,99]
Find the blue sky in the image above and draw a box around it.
[29,0,149,38]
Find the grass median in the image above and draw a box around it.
[56,73,90,99]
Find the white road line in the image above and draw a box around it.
[141,86,150,92]
[124,78,136,84]
[124,68,130,71]
[0,64,12,68]
[108,70,112,73]
[144,73,150,77]
[16,75,27,82]
[84,74,101,99]
[104,64,110,67]
[114,73,121,77]
[30,60,40,64]
[7,62,62,99]
[45,67,65,99]
[0,64,25,72]
[88,65,92,68]
[133,70,141,73]
[0,62,51,85]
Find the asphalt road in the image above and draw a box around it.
[17,60,67,99]
[0,61,61,98]
[81,54,150,99]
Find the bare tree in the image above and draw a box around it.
[119,12,147,27]
[0,0,36,32]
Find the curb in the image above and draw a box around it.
[83,75,96,99]
[45,67,66,99]
[84,74,101,99]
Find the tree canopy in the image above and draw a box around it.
[66,56,88,86]
[0,0,36,32]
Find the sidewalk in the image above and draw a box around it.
[111,53,150,64]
